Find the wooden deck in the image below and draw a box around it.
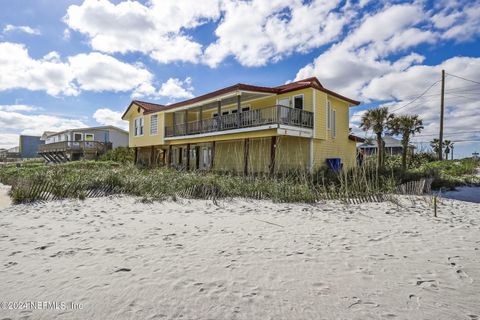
[38,141,112,163]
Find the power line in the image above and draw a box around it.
[394,84,480,100]
[350,74,480,119]
[414,130,480,137]
[413,139,480,143]
[389,80,441,113]
[445,93,479,101]
[446,73,480,85]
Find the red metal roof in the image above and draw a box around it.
[348,134,365,142]
[122,77,360,119]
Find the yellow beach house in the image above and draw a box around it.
[121,77,361,174]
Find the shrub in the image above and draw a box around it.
[100,147,134,163]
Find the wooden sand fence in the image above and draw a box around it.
[9,176,435,205]
[394,178,434,196]
[9,179,123,203]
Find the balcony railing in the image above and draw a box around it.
[38,141,112,154]
[165,105,313,137]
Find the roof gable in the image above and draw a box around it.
[121,100,166,119]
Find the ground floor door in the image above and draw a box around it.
[199,145,212,170]
[188,144,212,170]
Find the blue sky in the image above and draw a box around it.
[0,0,479,158]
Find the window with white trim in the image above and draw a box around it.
[85,133,94,141]
[150,114,158,135]
[332,109,337,138]
[134,117,144,136]
[327,100,331,130]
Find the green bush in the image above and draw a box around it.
[409,152,438,168]
[99,147,134,163]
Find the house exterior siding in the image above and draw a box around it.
[122,78,360,173]
[19,135,44,158]
[312,95,357,169]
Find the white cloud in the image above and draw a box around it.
[93,108,128,130]
[157,77,194,99]
[349,56,480,157]
[64,0,360,68]
[64,0,221,64]
[0,42,77,96]
[431,0,480,42]
[63,28,71,40]
[0,42,190,99]
[3,24,41,35]
[204,0,349,67]
[294,1,480,99]
[0,105,38,112]
[68,52,154,93]
[0,133,20,150]
[62,0,480,69]
[295,4,431,99]
[0,110,87,136]
[132,77,195,100]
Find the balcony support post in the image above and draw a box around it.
[243,138,249,176]
[199,105,203,133]
[211,141,215,170]
[172,112,176,136]
[185,110,189,135]
[168,145,172,168]
[134,147,138,165]
[269,136,277,176]
[237,94,241,128]
[186,143,191,170]
[150,145,155,167]
[217,100,222,130]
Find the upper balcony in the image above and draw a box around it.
[165,105,313,139]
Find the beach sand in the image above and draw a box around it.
[0,196,479,319]
[0,183,11,209]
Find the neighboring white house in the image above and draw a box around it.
[40,126,128,148]
[358,136,416,156]
[39,126,129,163]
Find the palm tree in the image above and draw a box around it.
[388,114,424,170]
[360,107,393,170]
[444,140,454,160]
[430,138,441,155]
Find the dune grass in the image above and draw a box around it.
[0,160,396,204]
[2,154,477,204]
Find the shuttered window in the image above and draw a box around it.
[150,114,158,135]
[134,117,144,136]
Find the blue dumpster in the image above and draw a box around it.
[326,158,342,172]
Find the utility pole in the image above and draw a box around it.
[439,69,445,160]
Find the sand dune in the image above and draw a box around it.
[0,196,479,319]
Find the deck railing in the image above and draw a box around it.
[165,105,313,137]
[38,141,112,154]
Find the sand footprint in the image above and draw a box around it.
[312,282,330,295]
